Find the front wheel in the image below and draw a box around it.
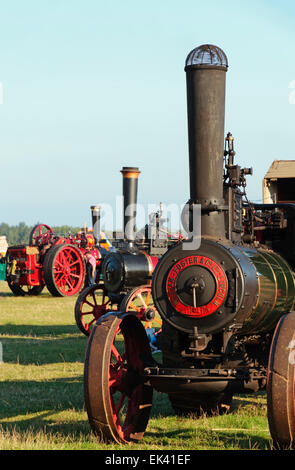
[75,283,117,336]
[84,313,153,443]
[7,279,44,296]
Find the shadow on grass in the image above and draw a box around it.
[0,376,89,436]
[0,411,91,438]
[230,392,266,411]
[0,325,88,365]
[0,323,80,337]
[145,425,271,450]
[0,379,272,448]
[0,378,201,445]
[0,291,16,298]
[0,379,172,441]
[212,430,271,450]
[151,390,267,417]
[0,290,56,299]
[149,391,271,449]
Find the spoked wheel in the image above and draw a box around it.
[120,285,162,330]
[29,224,53,246]
[84,313,153,443]
[7,279,44,296]
[43,244,85,297]
[75,283,117,336]
[267,312,295,449]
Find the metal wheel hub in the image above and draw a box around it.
[111,366,142,397]
[144,308,156,321]
[93,304,107,317]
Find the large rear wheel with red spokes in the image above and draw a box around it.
[84,313,153,443]
[43,244,85,297]
[75,283,117,336]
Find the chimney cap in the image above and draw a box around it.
[121,167,140,172]
[185,44,228,71]
[121,167,141,178]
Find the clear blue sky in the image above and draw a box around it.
[0,0,295,228]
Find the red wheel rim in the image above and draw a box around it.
[77,284,117,335]
[123,286,162,329]
[52,245,84,296]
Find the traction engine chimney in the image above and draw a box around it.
[121,167,141,243]
[90,205,101,245]
[185,44,228,238]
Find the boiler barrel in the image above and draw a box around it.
[101,250,157,294]
[152,238,295,335]
[236,246,295,334]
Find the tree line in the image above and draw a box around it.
[0,223,82,245]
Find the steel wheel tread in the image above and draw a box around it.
[84,313,153,443]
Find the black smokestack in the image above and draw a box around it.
[121,167,140,241]
[185,44,228,238]
[90,205,101,245]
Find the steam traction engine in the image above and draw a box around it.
[84,45,295,448]
[5,222,101,297]
[75,167,169,336]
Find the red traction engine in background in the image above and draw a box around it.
[5,218,101,297]
[84,45,295,449]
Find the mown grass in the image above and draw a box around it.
[0,281,273,450]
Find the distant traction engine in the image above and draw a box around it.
[6,223,101,297]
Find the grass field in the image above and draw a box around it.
[0,280,273,451]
